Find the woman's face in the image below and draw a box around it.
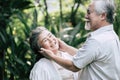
[38,30,59,53]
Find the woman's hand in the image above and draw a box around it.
[39,48,55,59]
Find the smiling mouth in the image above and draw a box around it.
[50,40,57,47]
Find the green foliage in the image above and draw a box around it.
[0,0,120,80]
[0,0,33,80]
[114,0,120,37]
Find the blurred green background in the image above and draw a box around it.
[0,0,120,80]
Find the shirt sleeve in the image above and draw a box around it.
[73,38,100,69]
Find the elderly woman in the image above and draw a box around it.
[29,26,78,80]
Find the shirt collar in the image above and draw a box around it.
[90,24,114,37]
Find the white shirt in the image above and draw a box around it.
[73,25,120,80]
[30,51,78,80]
[29,58,62,80]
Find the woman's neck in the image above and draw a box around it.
[53,50,61,56]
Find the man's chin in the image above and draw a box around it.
[85,22,91,30]
[85,26,91,30]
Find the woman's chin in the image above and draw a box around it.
[52,49,58,53]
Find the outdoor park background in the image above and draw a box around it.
[0,0,120,80]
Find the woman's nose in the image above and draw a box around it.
[48,38,53,42]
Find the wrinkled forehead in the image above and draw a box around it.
[89,1,95,8]
[39,29,50,38]
[38,30,50,41]
[87,1,95,11]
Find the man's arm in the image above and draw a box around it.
[40,48,80,72]
[52,54,80,72]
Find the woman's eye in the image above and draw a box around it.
[49,34,52,38]
[43,39,47,43]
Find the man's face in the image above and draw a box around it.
[85,2,102,31]
[38,30,59,53]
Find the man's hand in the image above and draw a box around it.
[58,38,77,56]
[58,38,68,52]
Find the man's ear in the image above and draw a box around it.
[100,13,107,21]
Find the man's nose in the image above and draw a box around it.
[85,14,88,19]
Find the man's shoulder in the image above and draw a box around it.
[91,31,115,43]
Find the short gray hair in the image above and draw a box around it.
[92,0,115,23]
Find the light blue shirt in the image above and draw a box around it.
[73,25,120,80]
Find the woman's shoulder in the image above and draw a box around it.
[30,58,51,72]
[34,58,52,68]
[29,58,62,80]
